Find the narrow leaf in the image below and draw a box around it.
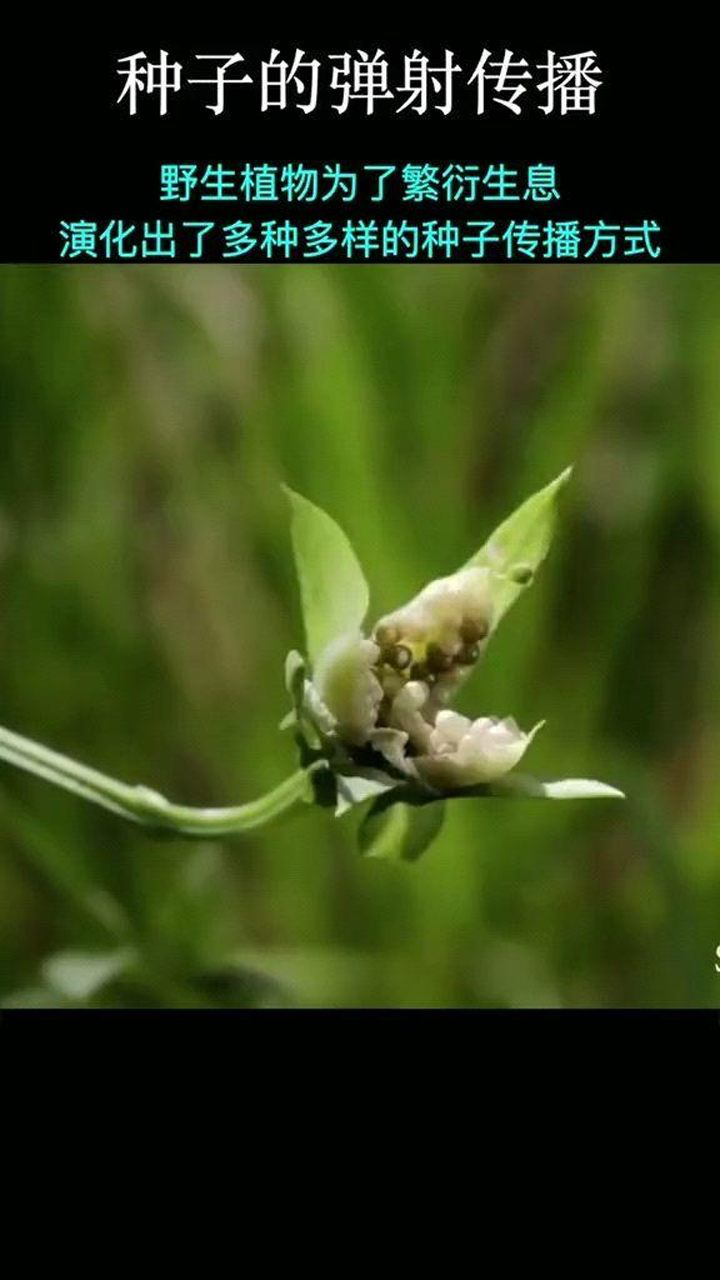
[285,486,369,662]
[335,770,396,817]
[280,649,306,730]
[467,467,572,628]
[285,649,307,703]
[359,797,446,862]
[491,773,625,799]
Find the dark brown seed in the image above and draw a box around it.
[389,644,412,670]
[426,642,454,673]
[458,643,480,665]
[374,623,400,647]
[410,661,429,681]
[460,617,489,643]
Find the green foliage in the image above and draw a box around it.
[285,485,369,661]
[467,466,572,629]
[359,797,446,863]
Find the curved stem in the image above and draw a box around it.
[0,723,314,838]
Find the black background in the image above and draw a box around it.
[2,28,715,263]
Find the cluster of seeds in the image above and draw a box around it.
[369,564,496,716]
[373,615,489,690]
[312,567,506,750]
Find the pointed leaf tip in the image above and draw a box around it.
[467,466,574,629]
[285,486,370,663]
[492,773,625,800]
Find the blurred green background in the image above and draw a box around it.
[1,264,719,1008]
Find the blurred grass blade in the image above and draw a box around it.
[285,485,369,662]
[0,786,129,935]
[466,467,572,628]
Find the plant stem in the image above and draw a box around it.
[0,724,314,838]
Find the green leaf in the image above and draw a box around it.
[334,769,396,817]
[285,486,369,662]
[359,797,446,862]
[280,649,306,730]
[466,467,572,628]
[282,647,337,752]
[490,773,625,800]
[285,649,307,704]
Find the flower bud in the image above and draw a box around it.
[387,680,433,752]
[414,712,543,790]
[374,566,494,660]
[313,633,383,746]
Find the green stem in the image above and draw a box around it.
[0,723,314,838]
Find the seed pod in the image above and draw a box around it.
[374,566,493,650]
[374,622,400,647]
[313,634,383,745]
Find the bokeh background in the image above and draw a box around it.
[1,264,719,1007]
